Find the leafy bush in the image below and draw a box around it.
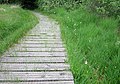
[37,0,82,11]
[86,0,120,18]
[36,0,120,18]
[1,0,119,18]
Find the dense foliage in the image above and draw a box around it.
[32,0,120,18]
[37,0,120,21]
[37,0,82,11]
[86,0,120,18]
[1,0,119,18]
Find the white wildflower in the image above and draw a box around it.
[115,41,120,45]
[88,39,91,42]
[10,5,19,9]
[85,60,88,65]
[74,29,76,32]
[88,38,92,42]
[0,8,6,12]
[75,33,77,35]
[67,16,70,19]
[74,23,77,26]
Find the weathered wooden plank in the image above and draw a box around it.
[0,81,74,84]
[30,31,60,35]
[0,63,70,71]
[0,71,73,81]
[21,39,62,42]
[28,34,61,37]
[28,28,60,31]
[3,48,66,55]
[30,29,60,31]
[28,31,60,34]
[0,57,66,63]
[23,36,61,39]
[27,33,61,37]
[13,48,65,52]
[4,52,66,57]
[21,41,63,44]
[16,44,64,48]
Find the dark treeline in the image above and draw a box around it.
[0,0,38,9]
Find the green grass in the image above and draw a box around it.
[39,8,120,84]
[0,4,38,55]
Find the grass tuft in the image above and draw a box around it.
[0,4,38,55]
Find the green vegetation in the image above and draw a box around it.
[37,0,82,11]
[0,5,38,55]
[38,5,120,84]
[86,0,120,18]
[36,0,120,18]
[36,1,120,83]
[0,0,120,83]
[44,8,119,84]
[1,0,119,18]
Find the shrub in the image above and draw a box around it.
[86,0,120,18]
[37,0,82,11]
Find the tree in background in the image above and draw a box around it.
[21,0,38,10]
[86,0,120,18]
[0,0,38,10]
[0,0,21,4]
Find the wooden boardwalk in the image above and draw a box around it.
[0,12,74,84]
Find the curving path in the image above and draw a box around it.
[0,12,74,84]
